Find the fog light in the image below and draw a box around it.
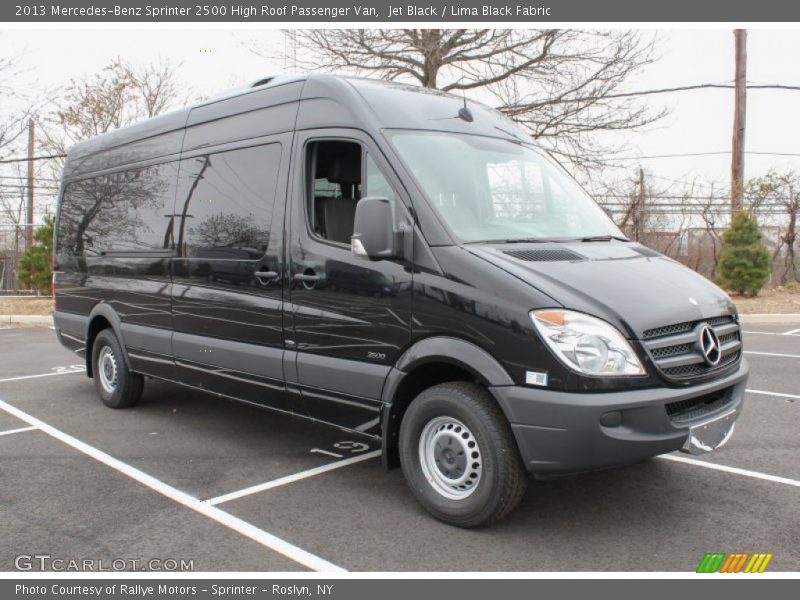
[600,411,622,427]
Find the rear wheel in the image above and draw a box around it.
[91,329,143,409]
[399,382,528,527]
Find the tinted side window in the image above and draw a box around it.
[174,144,281,259]
[56,161,178,256]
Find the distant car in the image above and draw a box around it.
[53,74,748,527]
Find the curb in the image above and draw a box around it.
[738,313,800,325]
[0,315,54,326]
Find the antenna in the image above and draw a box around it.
[457,63,473,122]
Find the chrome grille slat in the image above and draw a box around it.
[645,331,697,350]
[720,339,741,355]
[642,315,742,381]
[712,322,739,336]
[655,352,706,369]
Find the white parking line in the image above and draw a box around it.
[658,454,800,488]
[784,328,800,335]
[744,350,800,359]
[0,397,346,572]
[205,450,382,506]
[742,330,800,336]
[0,369,84,384]
[747,388,800,400]
[0,425,38,437]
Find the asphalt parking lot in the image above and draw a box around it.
[0,324,798,572]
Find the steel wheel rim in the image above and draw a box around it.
[97,346,119,394]
[418,416,482,500]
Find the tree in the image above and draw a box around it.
[716,211,771,296]
[39,57,186,172]
[17,214,54,293]
[269,29,663,171]
[746,171,800,285]
[0,56,32,158]
[192,212,269,249]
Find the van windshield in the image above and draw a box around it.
[387,131,624,243]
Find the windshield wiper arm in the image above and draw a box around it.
[469,238,564,244]
[578,235,630,242]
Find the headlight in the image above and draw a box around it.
[530,309,645,376]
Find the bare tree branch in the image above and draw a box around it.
[259,29,664,174]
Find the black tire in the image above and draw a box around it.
[91,329,144,409]
[399,381,528,527]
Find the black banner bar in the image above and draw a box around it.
[3,0,800,22]
[2,579,794,600]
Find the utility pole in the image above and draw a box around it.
[633,168,645,242]
[25,118,35,249]
[731,29,747,216]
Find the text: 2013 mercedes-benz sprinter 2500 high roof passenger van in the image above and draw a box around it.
[53,75,748,527]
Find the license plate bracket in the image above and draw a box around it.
[681,408,737,455]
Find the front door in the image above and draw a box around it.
[286,130,414,434]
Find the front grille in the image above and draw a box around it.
[650,343,693,359]
[661,350,741,378]
[666,388,732,423]
[642,315,742,382]
[643,321,694,340]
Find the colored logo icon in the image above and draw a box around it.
[696,552,773,573]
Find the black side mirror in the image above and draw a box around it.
[351,196,400,260]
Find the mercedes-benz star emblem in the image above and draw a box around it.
[698,324,721,366]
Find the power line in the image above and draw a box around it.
[600,82,800,100]
[0,154,66,164]
[614,150,800,160]
[0,175,61,181]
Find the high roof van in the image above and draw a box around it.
[53,74,748,527]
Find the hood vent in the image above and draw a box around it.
[502,248,585,262]
[633,246,662,258]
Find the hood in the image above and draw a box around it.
[466,242,737,339]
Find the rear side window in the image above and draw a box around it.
[174,143,281,259]
[56,161,179,256]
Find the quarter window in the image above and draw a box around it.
[56,161,179,256]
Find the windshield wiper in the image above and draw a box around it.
[468,238,564,245]
[577,235,630,242]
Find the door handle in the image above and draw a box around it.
[254,271,279,284]
[293,273,320,283]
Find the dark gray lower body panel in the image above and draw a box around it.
[490,361,749,475]
[53,310,88,354]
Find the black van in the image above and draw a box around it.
[53,74,748,527]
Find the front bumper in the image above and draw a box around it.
[490,360,749,475]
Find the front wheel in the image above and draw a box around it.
[91,329,144,409]
[399,382,528,527]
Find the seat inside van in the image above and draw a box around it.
[309,141,361,245]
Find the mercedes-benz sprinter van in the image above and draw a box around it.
[53,74,748,527]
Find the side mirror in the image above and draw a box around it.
[351,196,400,260]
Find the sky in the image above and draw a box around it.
[1,27,799,200]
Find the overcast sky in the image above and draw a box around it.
[2,27,799,194]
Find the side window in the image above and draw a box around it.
[175,143,281,259]
[56,162,179,256]
[306,141,362,246]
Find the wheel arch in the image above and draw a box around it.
[84,304,130,377]
[380,337,514,469]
